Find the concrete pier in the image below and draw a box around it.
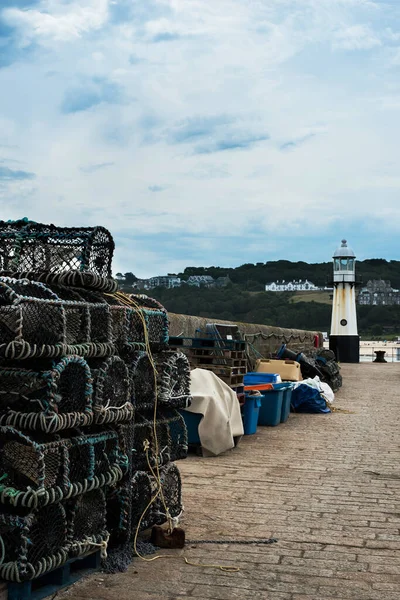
[58,363,400,600]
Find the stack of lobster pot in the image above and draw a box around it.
[104,293,191,549]
[0,218,190,585]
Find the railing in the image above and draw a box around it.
[359,346,400,363]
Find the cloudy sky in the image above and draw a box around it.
[1,0,400,277]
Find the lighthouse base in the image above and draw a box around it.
[329,335,360,363]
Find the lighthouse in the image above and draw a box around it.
[329,240,359,363]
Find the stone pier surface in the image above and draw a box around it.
[58,364,400,600]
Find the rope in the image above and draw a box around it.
[73,535,110,560]
[0,535,4,567]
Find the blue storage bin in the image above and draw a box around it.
[241,396,262,435]
[244,372,280,385]
[258,389,284,426]
[178,410,202,444]
[273,383,293,423]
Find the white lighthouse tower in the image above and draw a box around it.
[329,240,359,363]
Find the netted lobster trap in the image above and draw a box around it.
[0,356,93,433]
[126,351,191,411]
[106,482,132,546]
[0,219,117,292]
[132,409,188,472]
[156,351,191,409]
[0,427,123,508]
[104,293,169,351]
[67,429,125,495]
[126,351,155,411]
[151,462,183,527]
[90,356,133,424]
[0,277,113,360]
[66,488,109,558]
[130,463,183,534]
[0,503,69,582]
[115,422,134,479]
[131,470,153,533]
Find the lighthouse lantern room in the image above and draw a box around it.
[329,240,360,363]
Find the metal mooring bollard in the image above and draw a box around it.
[373,351,387,363]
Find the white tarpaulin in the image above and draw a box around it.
[184,368,244,456]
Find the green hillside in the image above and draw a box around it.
[174,258,400,291]
[146,285,400,338]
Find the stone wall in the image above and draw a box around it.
[168,312,322,357]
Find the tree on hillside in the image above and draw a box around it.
[124,272,137,285]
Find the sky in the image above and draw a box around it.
[1,0,400,277]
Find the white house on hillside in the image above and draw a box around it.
[265,279,321,292]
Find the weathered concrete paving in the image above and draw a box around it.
[58,363,400,600]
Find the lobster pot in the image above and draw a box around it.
[0,427,123,508]
[106,482,132,546]
[131,470,153,533]
[132,410,187,472]
[156,351,191,409]
[0,356,93,432]
[0,219,117,292]
[128,294,169,349]
[67,489,108,558]
[144,309,169,349]
[127,352,155,411]
[131,413,171,471]
[110,306,147,351]
[115,422,134,479]
[163,409,188,462]
[90,356,132,424]
[0,277,113,360]
[0,427,68,508]
[152,463,183,526]
[68,429,124,492]
[51,285,113,351]
[150,463,183,528]
[104,293,169,351]
[0,504,69,582]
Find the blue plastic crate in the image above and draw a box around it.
[273,383,293,423]
[178,410,201,444]
[241,396,262,435]
[258,389,284,426]
[244,372,280,386]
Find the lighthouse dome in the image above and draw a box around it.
[333,239,355,259]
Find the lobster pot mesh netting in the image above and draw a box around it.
[131,470,153,533]
[90,355,132,424]
[0,277,113,360]
[0,219,117,292]
[132,409,188,472]
[68,429,124,490]
[126,352,155,411]
[156,351,191,409]
[0,356,93,432]
[130,294,169,349]
[0,504,69,582]
[103,293,169,350]
[67,489,108,557]
[150,462,183,528]
[115,422,134,479]
[106,482,132,546]
[0,427,123,508]
[131,413,167,471]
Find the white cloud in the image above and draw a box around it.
[332,24,381,50]
[2,0,109,45]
